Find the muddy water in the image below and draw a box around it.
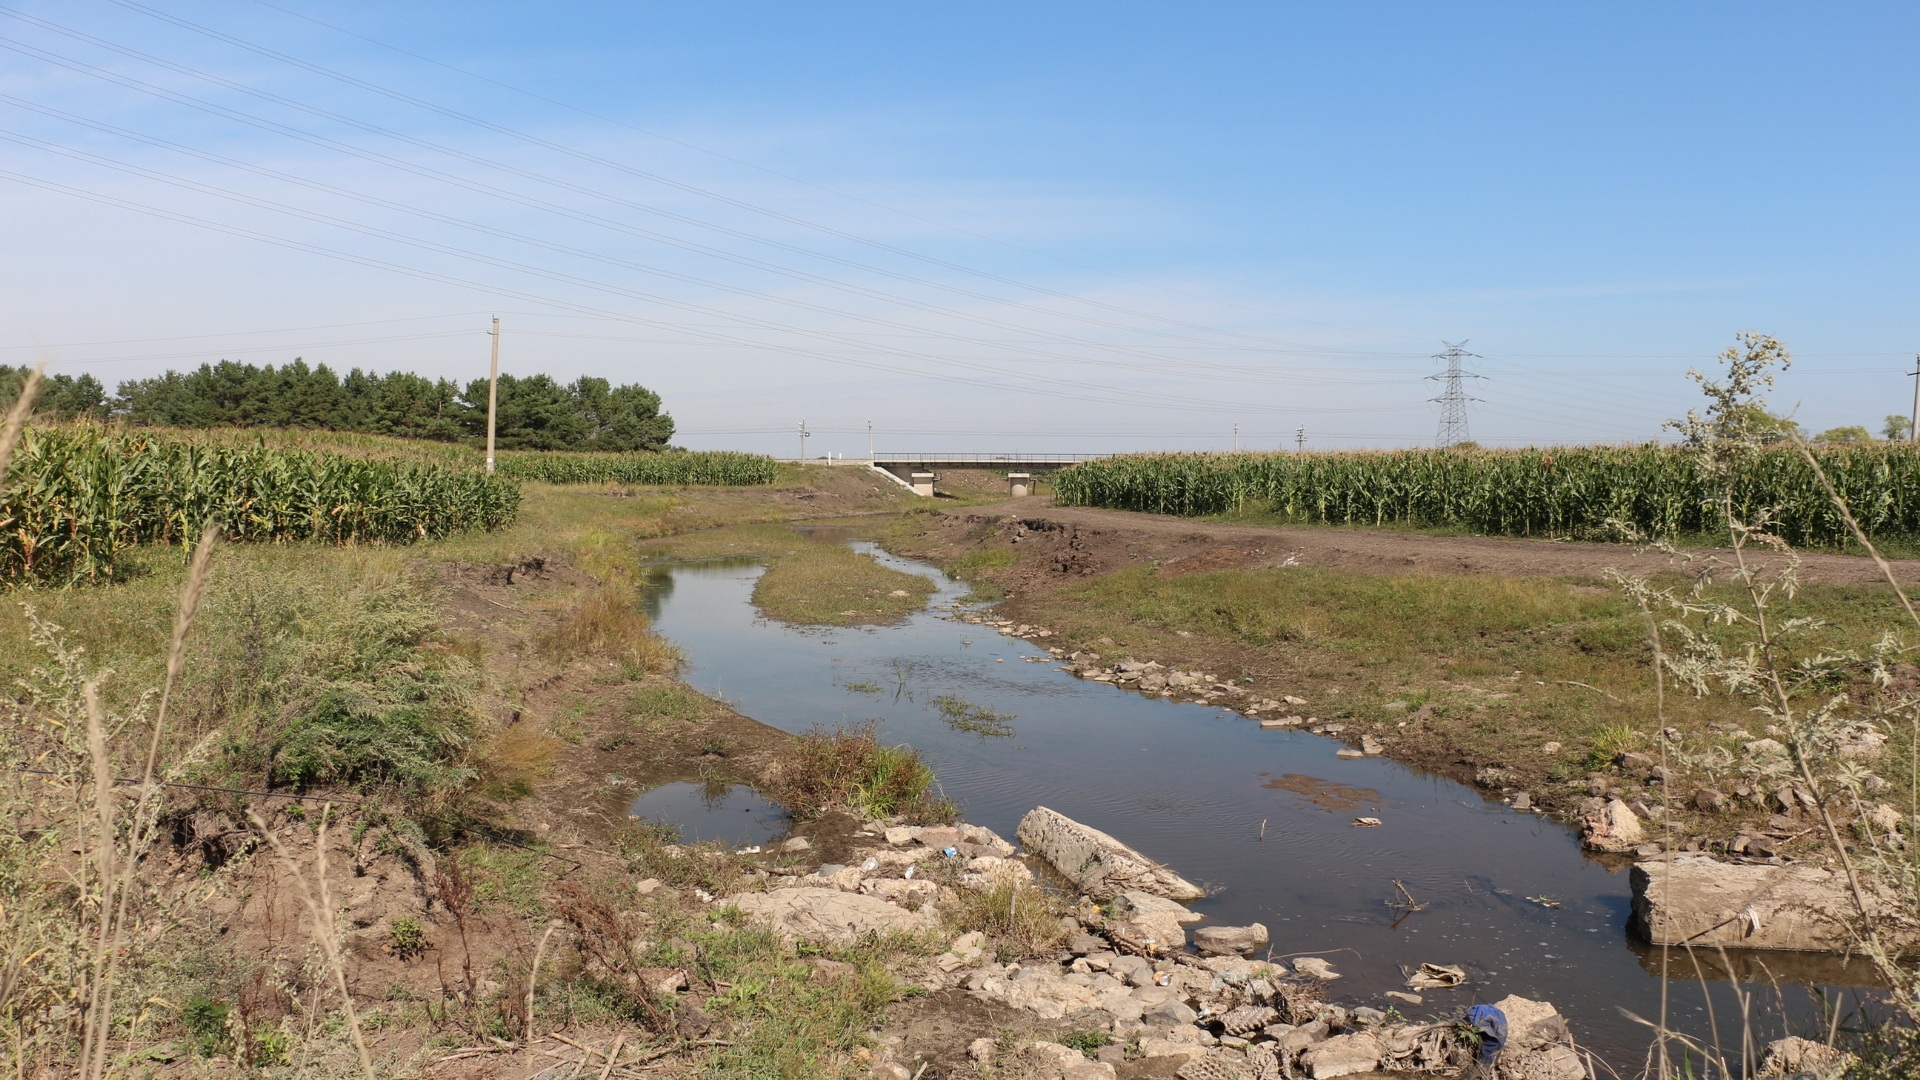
[639,541,1874,1061]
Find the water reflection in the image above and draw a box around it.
[627,782,789,847]
[637,537,1877,1060]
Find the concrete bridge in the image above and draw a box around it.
[864,454,1109,497]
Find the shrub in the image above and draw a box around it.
[946,882,1067,960]
[763,723,955,823]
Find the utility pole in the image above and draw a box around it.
[1233,423,1240,452]
[1296,426,1305,452]
[1427,341,1484,447]
[485,314,499,473]
[867,419,874,462]
[799,419,810,461]
[1910,355,1919,443]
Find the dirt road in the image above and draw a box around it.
[948,495,1920,587]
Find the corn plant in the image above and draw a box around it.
[1053,442,1920,548]
[494,449,778,486]
[0,425,520,585]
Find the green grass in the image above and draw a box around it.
[1023,562,1917,784]
[930,694,1015,738]
[694,922,912,1080]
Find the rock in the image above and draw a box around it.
[1541,741,1562,754]
[1360,735,1384,755]
[1138,1038,1196,1063]
[725,887,933,945]
[1112,954,1156,987]
[960,823,1018,856]
[968,1037,997,1062]
[1065,1063,1117,1080]
[884,826,916,846]
[676,1000,713,1040]
[1616,751,1655,773]
[1511,1045,1586,1080]
[1193,923,1269,956]
[968,968,1103,1019]
[1335,748,1365,759]
[1110,891,1204,951]
[1744,738,1788,759]
[807,957,857,985]
[1027,1041,1089,1072]
[1632,856,1920,952]
[1067,931,1104,955]
[1693,789,1726,813]
[1292,957,1341,980]
[1490,995,1568,1051]
[634,878,664,895]
[1017,807,1205,900]
[1760,1035,1854,1077]
[1142,998,1198,1027]
[1511,792,1533,812]
[871,1063,910,1080]
[918,826,962,850]
[1384,991,1422,1005]
[1867,802,1904,835]
[639,967,688,994]
[1300,1032,1382,1079]
[1580,798,1646,853]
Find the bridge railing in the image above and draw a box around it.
[868,453,1110,465]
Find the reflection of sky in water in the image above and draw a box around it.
[641,541,1882,1060]
[627,782,788,847]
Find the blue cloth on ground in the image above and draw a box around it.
[1467,1003,1508,1065]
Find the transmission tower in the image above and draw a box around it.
[1427,341,1484,447]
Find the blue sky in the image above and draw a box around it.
[2,2,1915,453]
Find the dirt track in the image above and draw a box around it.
[954,495,1920,587]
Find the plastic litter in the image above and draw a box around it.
[903,864,915,879]
[1406,962,1467,990]
[943,846,958,857]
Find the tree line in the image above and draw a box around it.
[0,359,674,451]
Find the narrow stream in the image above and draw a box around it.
[639,537,1875,1062]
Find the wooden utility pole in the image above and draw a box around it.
[1910,354,1919,443]
[486,314,500,473]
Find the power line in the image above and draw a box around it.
[1427,341,1484,447]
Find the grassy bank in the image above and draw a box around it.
[645,522,935,627]
[0,462,941,1074]
[894,509,1919,849]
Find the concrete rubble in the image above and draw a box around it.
[1630,854,1920,952]
[1017,806,1207,901]
[714,797,1589,1079]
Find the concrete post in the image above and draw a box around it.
[910,472,937,497]
[1007,472,1033,498]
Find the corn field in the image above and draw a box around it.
[495,449,779,486]
[1,425,520,584]
[1052,444,1920,548]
